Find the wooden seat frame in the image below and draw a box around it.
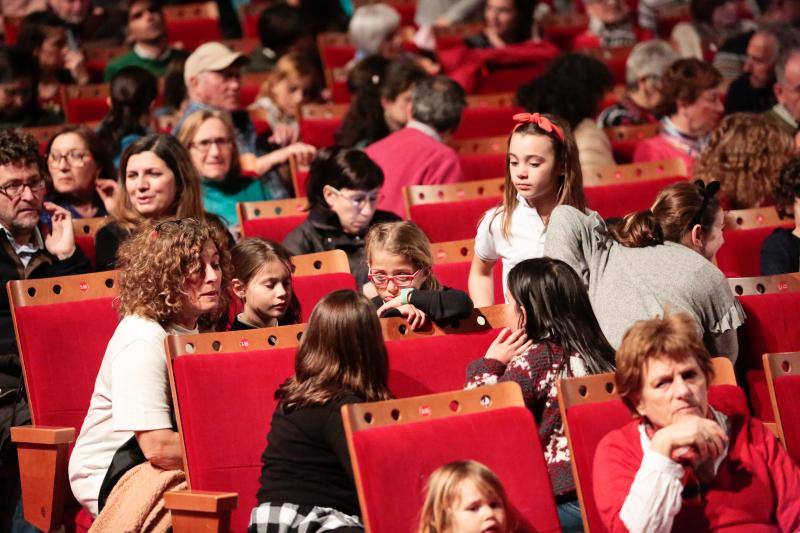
[763,351,800,447]
[724,206,787,230]
[727,273,800,296]
[582,158,688,187]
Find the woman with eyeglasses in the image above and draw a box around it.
[283,147,400,287]
[95,134,229,271]
[544,180,745,362]
[45,125,118,219]
[177,109,270,231]
[365,221,473,330]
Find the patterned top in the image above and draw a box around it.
[465,340,587,495]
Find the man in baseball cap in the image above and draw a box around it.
[173,42,255,152]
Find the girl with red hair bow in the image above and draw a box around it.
[468,112,588,307]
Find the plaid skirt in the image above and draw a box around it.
[248,502,364,533]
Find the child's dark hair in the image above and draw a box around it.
[507,257,616,375]
[231,238,301,325]
[276,290,391,409]
[97,66,158,156]
[257,3,309,55]
[336,55,391,147]
[306,147,385,209]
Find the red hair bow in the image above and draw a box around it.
[512,112,565,143]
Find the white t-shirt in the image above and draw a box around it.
[68,315,196,516]
[474,196,547,299]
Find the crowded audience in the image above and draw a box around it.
[3,1,800,532]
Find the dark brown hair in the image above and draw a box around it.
[46,124,116,181]
[615,311,714,414]
[0,130,46,177]
[774,155,800,218]
[231,238,301,325]
[658,59,721,116]
[276,290,391,409]
[610,180,721,247]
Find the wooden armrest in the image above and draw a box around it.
[165,490,238,533]
[11,425,75,532]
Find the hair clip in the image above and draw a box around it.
[512,112,565,142]
[687,180,721,230]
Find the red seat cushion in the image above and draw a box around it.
[293,273,357,321]
[171,348,296,533]
[409,197,500,242]
[300,117,342,148]
[459,153,505,182]
[241,215,307,242]
[717,225,792,278]
[351,407,561,533]
[387,328,502,398]
[320,45,355,70]
[75,235,97,269]
[454,107,521,140]
[746,369,772,422]
[432,261,504,304]
[772,374,800,464]
[736,292,800,419]
[166,19,222,50]
[65,98,110,123]
[584,176,686,219]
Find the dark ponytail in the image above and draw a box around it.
[609,210,664,247]
[97,66,158,156]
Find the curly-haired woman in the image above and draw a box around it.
[695,113,794,209]
[68,218,232,518]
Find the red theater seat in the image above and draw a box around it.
[382,305,515,397]
[300,103,347,148]
[604,123,660,164]
[454,103,522,140]
[65,84,110,123]
[404,178,504,241]
[72,217,107,269]
[430,239,504,303]
[238,197,309,242]
[736,290,800,420]
[585,175,686,219]
[719,226,792,278]
[342,383,561,533]
[9,271,120,533]
[291,249,357,321]
[163,2,222,50]
[764,352,800,464]
[166,326,303,532]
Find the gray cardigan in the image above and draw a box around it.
[544,206,745,360]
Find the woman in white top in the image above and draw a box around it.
[68,217,231,517]
[468,112,588,306]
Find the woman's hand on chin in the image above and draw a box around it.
[649,414,728,464]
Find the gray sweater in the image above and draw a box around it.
[415,0,482,25]
[544,206,745,360]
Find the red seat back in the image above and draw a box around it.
[409,197,499,242]
[432,261,504,304]
[9,272,120,436]
[166,19,222,50]
[737,292,800,419]
[772,374,800,463]
[476,63,550,94]
[240,214,307,242]
[74,235,97,269]
[459,152,505,182]
[454,107,520,140]
[718,226,791,278]
[65,98,109,124]
[584,176,685,219]
[300,117,342,148]
[347,397,561,532]
[170,346,296,533]
[293,273,357,321]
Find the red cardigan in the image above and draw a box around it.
[594,405,800,532]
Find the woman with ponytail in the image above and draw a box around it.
[544,179,745,361]
[97,66,158,166]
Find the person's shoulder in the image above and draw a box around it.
[765,226,796,244]
[596,417,640,454]
[372,210,402,223]
[111,315,167,346]
[97,220,128,239]
[551,204,588,224]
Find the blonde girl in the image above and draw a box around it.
[230,238,301,330]
[468,113,587,306]
[418,460,513,533]
[365,221,473,330]
[248,52,319,146]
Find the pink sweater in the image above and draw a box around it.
[633,134,696,176]
[366,127,463,218]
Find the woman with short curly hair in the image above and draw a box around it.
[69,218,231,519]
[695,113,794,209]
[761,156,800,274]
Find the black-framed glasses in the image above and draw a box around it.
[190,137,234,154]
[0,177,47,199]
[327,186,382,210]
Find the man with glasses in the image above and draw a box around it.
[0,130,90,532]
[104,0,187,82]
